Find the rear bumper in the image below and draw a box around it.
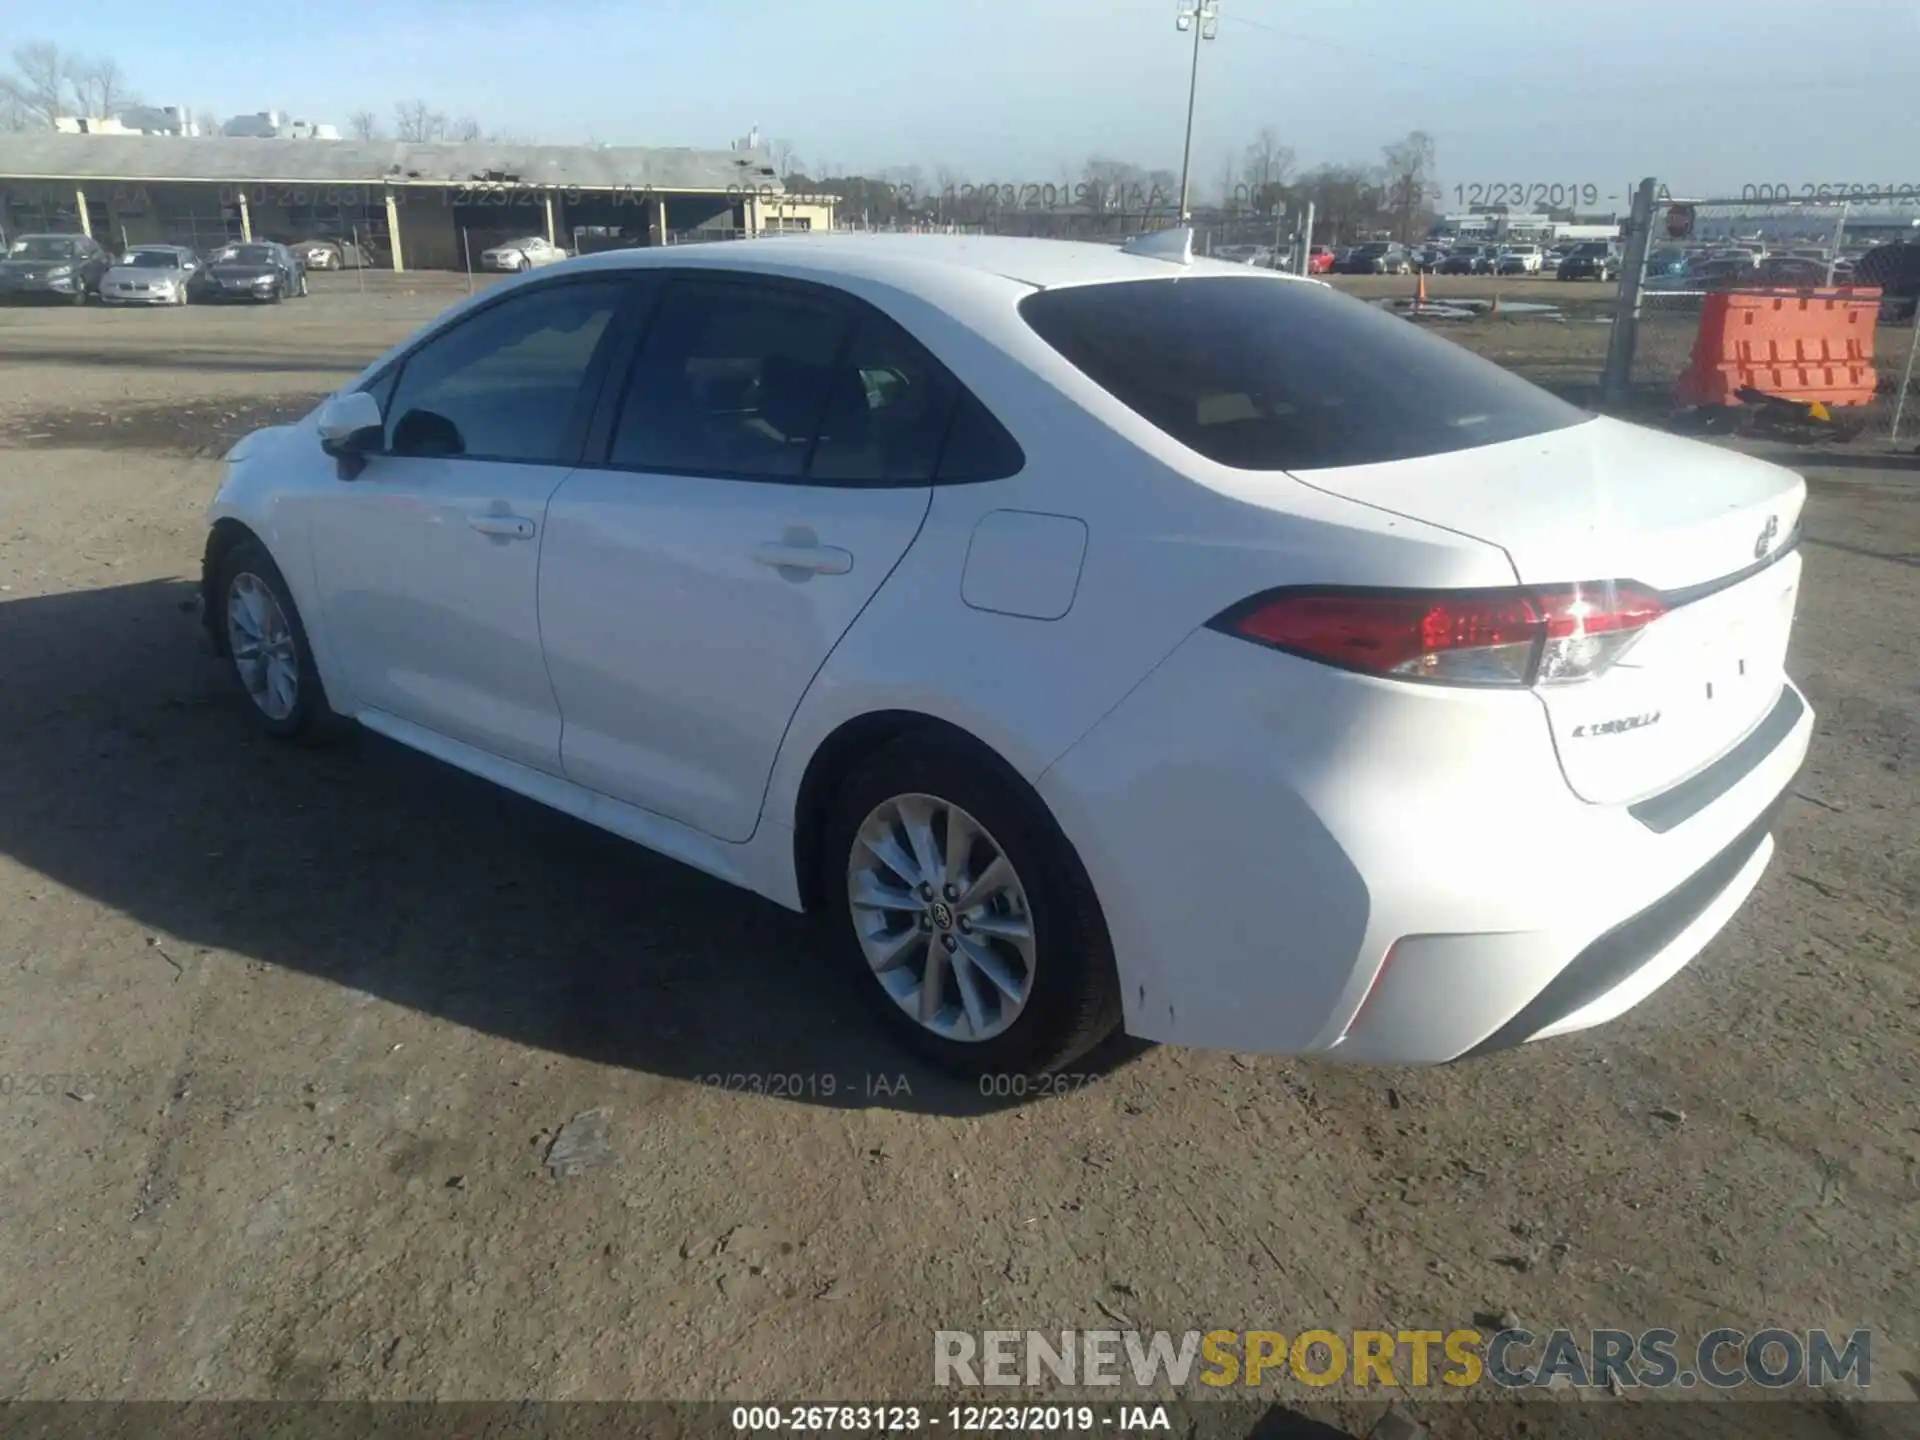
[1037,628,1814,1063]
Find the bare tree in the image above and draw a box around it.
[2,42,71,127]
[1082,157,1146,210]
[1242,127,1295,215]
[0,88,28,130]
[392,99,447,143]
[448,115,483,143]
[195,107,220,137]
[347,108,380,142]
[1216,154,1239,210]
[768,138,803,182]
[70,56,137,118]
[1380,129,1438,243]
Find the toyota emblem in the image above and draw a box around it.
[1754,514,1779,560]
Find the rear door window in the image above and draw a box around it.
[1019,275,1587,470]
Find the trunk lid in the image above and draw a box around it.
[1291,416,1806,805]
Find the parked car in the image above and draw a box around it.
[291,237,369,271]
[1541,247,1568,274]
[1438,245,1493,275]
[202,241,307,302]
[1644,247,1691,279]
[1754,256,1834,288]
[99,244,203,305]
[1337,242,1411,275]
[1854,241,1920,319]
[1558,243,1620,282]
[479,235,568,272]
[198,231,1814,1075]
[1411,245,1448,273]
[1306,245,1337,275]
[0,232,111,303]
[1494,244,1543,275]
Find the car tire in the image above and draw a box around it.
[823,734,1122,1079]
[214,538,346,744]
[70,285,87,306]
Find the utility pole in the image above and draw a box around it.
[1175,0,1219,222]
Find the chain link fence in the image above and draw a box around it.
[1615,191,1920,446]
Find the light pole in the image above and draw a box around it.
[1175,0,1219,222]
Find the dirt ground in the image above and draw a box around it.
[0,275,1916,1434]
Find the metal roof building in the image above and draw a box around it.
[0,134,833,270]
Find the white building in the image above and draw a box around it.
[222,111,340,140]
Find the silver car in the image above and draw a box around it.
[99,245,202,305]
[478,235,567,272]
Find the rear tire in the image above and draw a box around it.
[822,735,1121,1078]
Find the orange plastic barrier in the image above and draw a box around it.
[1676,287,1881,408]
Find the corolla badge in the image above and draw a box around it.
[1571,712,1661,738]
[1755,514,1779,559]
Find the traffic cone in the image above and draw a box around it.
[1416,269,1428,305]
[1491,290,1502,317]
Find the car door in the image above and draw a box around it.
[537,272,958,842]
[306,274,635,774]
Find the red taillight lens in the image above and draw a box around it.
[1212,582,1667,687]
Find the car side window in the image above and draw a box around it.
[383,279,625,463]
[608,278,854,480]
[807,313,961,485]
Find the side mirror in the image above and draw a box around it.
[317,390,383,458]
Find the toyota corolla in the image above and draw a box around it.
[199,231,1813,1076]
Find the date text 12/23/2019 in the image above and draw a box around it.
[730,1404,1173,1432]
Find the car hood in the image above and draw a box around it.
[208,264,279,279]
[104,265,183,284]
[0,257,74,273]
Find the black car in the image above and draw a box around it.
[0,233,112,303]
[1337,242,1411,275]
[1437,245,1493,275]
[1558,242,1621,281]
[1855,241,1920,319]
[200,241,308,303]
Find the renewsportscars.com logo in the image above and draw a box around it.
[934,1328,1873,1391]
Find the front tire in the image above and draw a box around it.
[823,735,1120,1078]
[215,538,344,743]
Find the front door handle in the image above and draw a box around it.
[752,542,853,575]
[469,514,536,540]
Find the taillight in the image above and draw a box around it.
[1209,582,1666,687]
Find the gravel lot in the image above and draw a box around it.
[0,275,1915,1434]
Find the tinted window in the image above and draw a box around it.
[936,392,1025,482]
[610,279,853,479]
[385,280,624,463]
[1020,276,1586,471]
[807,314,959,485]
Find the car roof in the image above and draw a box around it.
[561,232,1321,298]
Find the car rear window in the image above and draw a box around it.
[1018,275,1587,471]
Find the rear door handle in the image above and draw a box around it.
[469,514,537,540]
[752,542,853,575]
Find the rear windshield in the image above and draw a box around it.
[1018,275,1587,471]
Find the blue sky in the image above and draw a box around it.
[24,0,1920,200]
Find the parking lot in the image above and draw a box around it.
[0,272,1916,1430]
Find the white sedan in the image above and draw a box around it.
[478,235,567,272]
[200,231,1813,1076]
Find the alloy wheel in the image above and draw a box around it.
[226,572,300,720]
[846,793,1036,1042]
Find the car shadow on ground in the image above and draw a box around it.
[0,580,1151,1117]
